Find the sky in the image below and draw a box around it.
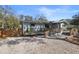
[9,5,79,21]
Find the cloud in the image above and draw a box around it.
[38,7,55,21]
[16,10,31,16]
[38,7,79,21]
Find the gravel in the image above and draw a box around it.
[0,37,79,54]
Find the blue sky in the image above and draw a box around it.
[10,5,79,21]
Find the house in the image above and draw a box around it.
[20,20,61,36]
[59,19,71,31]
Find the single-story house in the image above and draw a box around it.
[20,20,62,35]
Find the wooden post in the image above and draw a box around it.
[44,30,49,38]
[0,30,1,37]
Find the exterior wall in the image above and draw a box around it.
[48,23,61,34]
[22,21,62,35]
[60,22,67,30]
[22,22,46,35]
[34,24,45,32]
[51,23,61,29]
[23,23,31,34]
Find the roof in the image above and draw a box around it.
[20,20,49,24]
[20,20,61,24]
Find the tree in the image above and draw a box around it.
[0,6,20,29]
[71,13,79,25]
[0,5,15,29]
[5,15,20,29]
[19,15,25,20]
[0,6,5,28]
[25,16,33,21]
[35,15,48,23]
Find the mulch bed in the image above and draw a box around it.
[65,38,79,45]
[0,29,22,38]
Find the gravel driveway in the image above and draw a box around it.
[0,37,79,54]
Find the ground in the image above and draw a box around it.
[0,37,79,54]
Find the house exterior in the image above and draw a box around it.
[20,20,61,35]
[59,19,71,31]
